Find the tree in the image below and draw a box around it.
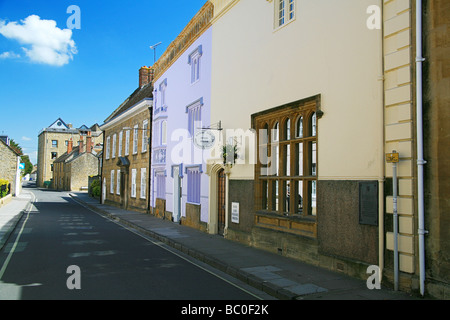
[9,139,23,155]
[9,139,33,175]
[21,155,33,175]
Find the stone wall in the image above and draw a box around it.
[69,153,99,191]
[423,0,450,299]
[102,108,151,212]
[0,141,18,196]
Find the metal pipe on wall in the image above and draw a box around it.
[415,0,427,297]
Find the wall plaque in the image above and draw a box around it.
[359,181,378,226]
[231,202,239,224]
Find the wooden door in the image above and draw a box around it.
[217,169,226,236]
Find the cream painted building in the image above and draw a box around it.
[207,0,385,285]
[203,0,448,298]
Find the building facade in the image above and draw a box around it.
[207,0,384,280]
[150,2,213,231]
[94,0,448,298]
[53,132,100,191]
[100,67,153,213]
[422,0,450,299]
[37,119,102,188]
[0,137,21,197]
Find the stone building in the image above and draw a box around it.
[0,137,21,196]
[100,67,153,212]
[37,118,103,188]
[96,0,448,298]
[53,132,100,191]
[421,0,450,299]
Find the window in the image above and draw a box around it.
[133,125,138,155]
[186,166,201,204]
[254,99,318,217]
[187,99,202,137]
[110,170,114,194]
[159,79,167,108]
[156,171,166,200]
[161,120,167,145]
[106,136,111,160]
[112,134,116,158]
[52,140,58,148]
[142,120,148,152]
[116,169,121,195]
[131,169,137,198]
[51,152,58,160]
[118,131,123,157]
[188,46,202,84]
[140,168,147,199]
[125,130,130,156]
[275,0,295,28]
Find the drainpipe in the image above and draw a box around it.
[392,156,399,291]
[147,104,153,214]
[378,0,385,284]
[415,0,427,297]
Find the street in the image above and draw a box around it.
[0,184,267,300]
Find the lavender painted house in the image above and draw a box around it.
[150,3,213,231]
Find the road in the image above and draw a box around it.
[0,185,269,300]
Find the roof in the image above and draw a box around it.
[0,138,21,157]
[48,118,70,130]
[103,82,154,124]
[54,146,80,163]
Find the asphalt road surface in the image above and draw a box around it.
[0,185,270,301]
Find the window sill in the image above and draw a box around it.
[255,210,317,238]
[273,17,296,33]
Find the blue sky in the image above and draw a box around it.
[0,0,208,164]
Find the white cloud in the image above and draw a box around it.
[21,136,31,141]
[0,15,77,66]
[0,51,21,59]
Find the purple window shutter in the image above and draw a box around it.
[187,168,201,204]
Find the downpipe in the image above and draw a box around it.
[415,0,427,297]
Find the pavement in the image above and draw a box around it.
[0,185,423,300]
[0,188,33,252]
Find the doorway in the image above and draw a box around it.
[217,168,226,236]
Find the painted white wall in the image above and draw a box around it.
[152,27,212,223]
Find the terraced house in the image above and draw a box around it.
[0,136,22,198]
[150,1,213,230]
[100,67,153,212]
[98,0,449,298]
[53,131,100,191]
[37,119,102,188]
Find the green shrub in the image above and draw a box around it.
[90,178,101,198]
[0,179,9,199]
[92,185,101,198]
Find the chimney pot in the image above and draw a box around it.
[67,139,73,154]
[139,66,154,88]
[79,136,84,154]
[86,132,93,153]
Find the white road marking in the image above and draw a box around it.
[0,191,36,280]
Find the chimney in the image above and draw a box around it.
[67,139,73,154]
[139,66,154,88]
[86,131,93,153]
[79,136,84,153]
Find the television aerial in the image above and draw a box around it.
[150,42,162,64]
